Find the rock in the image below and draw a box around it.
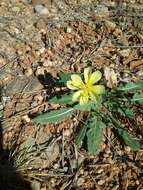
[34,4,49,15]
[119,49,130,57]
[24,67,33,76]
[4,76,43,96]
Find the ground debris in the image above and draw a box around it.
[0,0,143,189]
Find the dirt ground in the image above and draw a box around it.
[0,0,143,189]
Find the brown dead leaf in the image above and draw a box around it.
[32,0,49,6]
[130,59,143,69]
[95,56,112,66]
[104,67,118,88]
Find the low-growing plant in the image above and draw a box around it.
[33,67,143,155]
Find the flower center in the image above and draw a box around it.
[81,83,94,97]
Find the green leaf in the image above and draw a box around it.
[132,93,143,104]
[74,100,102,111]
[76,124,88,148]
[48,94,73,105]
[117,128,140,151]
[58,72,83,85]
[84,115,103,155]
[74,102,93,111]
[87,121,103,155]
[118,81,143,91]
[33,108,74,124]
[58,72,72,85]
[117,107,134,119]
[75,114,94,148]
[123,108,134,119]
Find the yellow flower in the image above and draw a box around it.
[67,67,105,105]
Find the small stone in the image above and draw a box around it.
[119,49,130,57]
[67,27,72,33]
[39,47,45,54]
[43,60,53,67]
[98,179,105,185]
[24,67,33,76]
[34,95,43,104]
[35,67,45,76]
[97,168,104,174]
[34,4,49,15]
[22,115,31,123]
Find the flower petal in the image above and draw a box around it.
[84,67,92,84]
[71,74,84,88]
[92,85,105,94]
[72,90,82,102]
[67,81,78,90]
[89,70,102,84]
[79,95,89,105]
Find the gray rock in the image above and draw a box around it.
[34,4,49,15]
[4,76,43,96]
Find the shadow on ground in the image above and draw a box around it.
[0,90,32,190]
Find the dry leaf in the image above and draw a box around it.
[104,67,118,88]
[130,59,143,69]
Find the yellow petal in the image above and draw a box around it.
[89,70,102,84]
[92,85,105,94]
[79,95,89,105]
[71,74,84,88]
[67,81,78,90]
[84,67,92,83]
[72,90,82,102]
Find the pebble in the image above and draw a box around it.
[119,49,130,57]
[98,179,105,185]
[43,60,53,67]
[24,67,33,76]
[22,115,31,123]
[34,4,49,15]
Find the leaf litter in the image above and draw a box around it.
[0,0,143,189]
